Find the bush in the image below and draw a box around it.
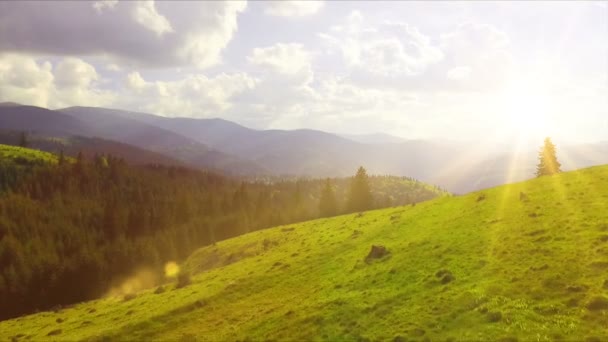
[176,272,191,289]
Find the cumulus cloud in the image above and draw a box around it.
[320,11,443,77]
[238,43,315,125]
[248,43,312,75]
[0,54,112,108]
[54,58,99,88]
[131,0,173,36]
[119,71,257,117]
[264,1,324,17]
[0,1,246,69]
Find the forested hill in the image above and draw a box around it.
[0,145,447,320]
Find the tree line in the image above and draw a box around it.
[0,149,444,320]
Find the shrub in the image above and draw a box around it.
[176,272,191,289]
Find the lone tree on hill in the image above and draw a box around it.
[319,178,338,217]
[536,137,561,177]
[347,166,373,212]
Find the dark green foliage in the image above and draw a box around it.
[0,150,445,321]
[318,179,338,217]
[58,150,65,166]
[346,167,373,213]
[536,137,561,177]
[176,272,192,289]
[18,132,28,148]
[486,311,502,322]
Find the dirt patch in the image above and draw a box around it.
[47,329,62,336]
[435,269,455,284]
[586,296,608,311]
[365,245,389,262]
[486,311,502,322]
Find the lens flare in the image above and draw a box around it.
[164,261,180,278]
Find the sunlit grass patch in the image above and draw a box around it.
[1,165,607,341]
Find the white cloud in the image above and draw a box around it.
[265,1,324,17]
[54,58,99,88]
[446,66,472,81]
[173,1,247,68]
[0,54,113,108]
[321,11,443,77]
[92,0,118,14]
[131,0,173,36]
[126,71,147,91]
[120,71,258,117]
[248,43,312,75]
[0,54,54,107]
[0,1,246,69]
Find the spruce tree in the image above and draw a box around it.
[18,131,28,148]
[58,150,65,166]
[347,166,373,212]
[536,137,561,177]
[319,178,338,217]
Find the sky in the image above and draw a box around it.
[0,1,606,143]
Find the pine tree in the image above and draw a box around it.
[347,166,373,213]
[319,178,338,217]
[536,137,561,177]
[18,132,28,148]
[58,150,65,166]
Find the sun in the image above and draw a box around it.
[499,79,552,140]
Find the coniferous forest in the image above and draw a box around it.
[0,146,445,320]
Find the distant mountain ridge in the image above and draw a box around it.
[0,104,266,174]
[339,132,407,144]
[2,103,607,193]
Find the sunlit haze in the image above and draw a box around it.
[0,1,606,143]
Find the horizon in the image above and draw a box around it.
[0,1,606,144]
[2,100,605,148]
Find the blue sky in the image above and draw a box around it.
[0,1,606,143]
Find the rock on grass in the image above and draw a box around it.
[586,296,608,311]
[365,245,389,262]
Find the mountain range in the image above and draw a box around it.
[1,103,606,193]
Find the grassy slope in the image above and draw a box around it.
[0,144,59,165]
[1,166,608,341]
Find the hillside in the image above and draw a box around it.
[2,165,607,341]
[0,146,445,321]
[0,131,186,167]
[0,144,60,165]
[0,105,92,137]
[58,107,267,174]
[0,105,265,175]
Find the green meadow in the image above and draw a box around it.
[0,144,60,166]
[1,165,607,342]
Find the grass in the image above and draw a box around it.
[1,165,608,341]
[0,144,60,166]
